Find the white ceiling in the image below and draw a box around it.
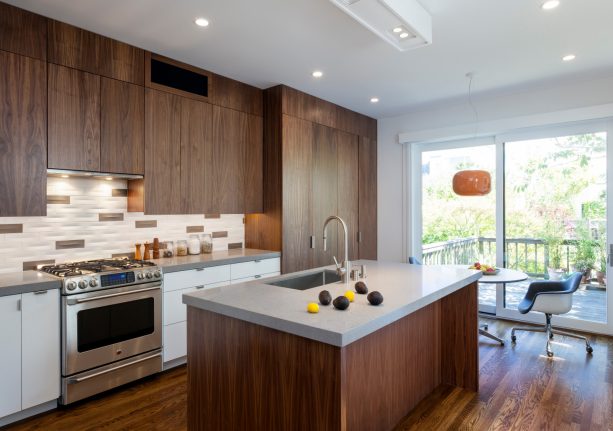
[8,0,613,119]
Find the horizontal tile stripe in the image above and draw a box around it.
[56,240,85,249]
[47,195,71,204]
[23,259,55,271]
[0,224,23,234]
[212,231,228,238]
[135,220,157,228]
[186,226,204,233]
[99,213,124,222]
[228,242,243,249]
[205,214,221,219]
[112,189,128,197]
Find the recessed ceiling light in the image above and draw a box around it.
[399,32,409,39]
[562,54,576,61]
[312,70,323,78]
[370,97,379,103]
[194,17,209,27]
[60,174,69,178]
[541,0,560,10]
[105,177,113,181]
[392,27,403,33]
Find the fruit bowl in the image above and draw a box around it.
[468,262,500,275]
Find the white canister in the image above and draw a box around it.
[188,235,201,255]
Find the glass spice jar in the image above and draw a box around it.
[163,241,174,258]
[176,240,188,256]
[188,235,201,255]
[200,234,213,254]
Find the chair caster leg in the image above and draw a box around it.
[511,335,516,343]
[546,340,554,358]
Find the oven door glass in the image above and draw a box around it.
[77,298,155,352]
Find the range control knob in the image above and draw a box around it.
[78,280,88,289]
[89,279,98,287]
[145,272,153,279]
[153,270,161,278]
[137,272,145,280]
[66,281,77,291]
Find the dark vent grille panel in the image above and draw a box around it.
[150,59,208,97]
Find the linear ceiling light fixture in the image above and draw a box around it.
[329,0,432,51]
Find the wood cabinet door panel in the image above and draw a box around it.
[359,136,377,259]
[144,89,181,214]
[208,106,245,213]
[0,295,22,418]
[244,114,263,214]
[282,115,313,273]
[48,64,101,171]
[0,51,47,216]
[337,130,360,261]
[180,98,213,214]
[48,20,144,85]
[312,123,338,268]
[100,78,145,174]
[0,2,47,60]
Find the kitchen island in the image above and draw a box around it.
[183,261,481,431]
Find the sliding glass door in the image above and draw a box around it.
[412,120,613,335]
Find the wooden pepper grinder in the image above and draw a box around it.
[143,242,151,260]
[135,243,142,261]
[153,238,160,259]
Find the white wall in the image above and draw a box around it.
[377,72,613,262]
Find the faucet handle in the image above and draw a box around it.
[333,256,346,275]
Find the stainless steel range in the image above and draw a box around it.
[40,258,163,404]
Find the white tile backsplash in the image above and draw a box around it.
[0,177,245,273]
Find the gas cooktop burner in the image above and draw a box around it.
[40,258,156,277]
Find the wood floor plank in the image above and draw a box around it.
[5,319,613,431]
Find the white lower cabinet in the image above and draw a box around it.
[0,295,22,418]
[161,257,280,365]
[21,290,60,410]
[0,289,60,420]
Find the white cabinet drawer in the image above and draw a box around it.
[163,264,230,292]
[164,281,228,325]
[230,271,281,285]
[163,322,186,362]
[230,258,280,280]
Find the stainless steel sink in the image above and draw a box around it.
[267,270,341,290]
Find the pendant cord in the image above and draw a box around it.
[467,73,479,138]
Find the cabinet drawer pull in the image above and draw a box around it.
[310,236,315,249]
[254,275,261,279]
[195,268,205,272]
[17,298,21,311]
[34,290,48,295]
[358,231,362,243]
[195,285,205,289]
[254,260,261,263]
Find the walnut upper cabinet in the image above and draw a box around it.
[48,64,101,172]
[100,78,145,175]
[47,20,144,85]
[0,51,47,217]
[358,136,377,260]
[0,2,47,61]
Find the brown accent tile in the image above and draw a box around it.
[47,195,71,204]
[228,242,243,249]
[135,220,157,228]
[112,189,128,197]
[186,226,204,233]
[0,224,23,234]
[112,252,135,259]
[99,213,124,222]
[23,259,55,271]
[56,240,85,249]
[212,231,228,238]
[205,214,221,219]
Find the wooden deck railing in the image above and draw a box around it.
[422,237,581,278]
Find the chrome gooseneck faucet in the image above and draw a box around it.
[322,215,351,282]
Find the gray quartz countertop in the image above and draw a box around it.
[152,248,280,273]
[0,271,61,297]
[183,260,482,347]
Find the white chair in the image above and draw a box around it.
[511,272,593,357]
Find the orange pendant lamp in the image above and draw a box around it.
[452,170,491,196]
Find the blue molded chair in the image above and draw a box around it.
[511,272,593,357]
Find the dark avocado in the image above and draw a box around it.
[333,296,350,310]
[355,281,368,294]
[319,290,332,306]
[367,291,384,306]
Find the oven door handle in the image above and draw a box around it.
[67,285,161,305]
[68,352,162,383]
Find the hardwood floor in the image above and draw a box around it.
[5,318,613,431]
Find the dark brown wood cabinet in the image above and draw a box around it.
[0,2,47,60]
[144,88,182,214]
[244,113,263,213]
[246,85,376,273]
[358,136,377,259]
[0,50,47,216]
[180,97,213,214]
[48,64,101,172]
[100,78,145,174]
[48,20,144,85]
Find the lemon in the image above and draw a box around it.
[344,290,355,302]
[307,302,319,313]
